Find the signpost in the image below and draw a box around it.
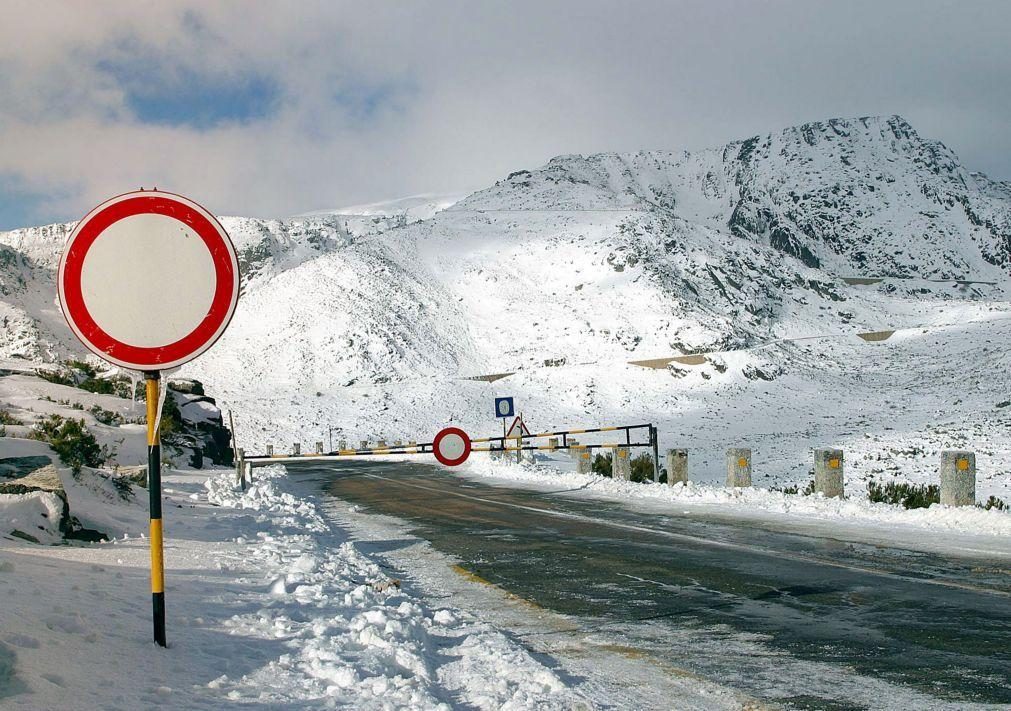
[505,415,531,464]
[58,190,239,647]
[433,426,472,467]
[494,397,514,455]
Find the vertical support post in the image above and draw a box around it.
[315,441,324,455]
[236,447,246,491]
[292,443,300,456]
[547,437,558,451]
[360,440,369,451]
[227,409,237,466]
[814,449,844,498]
[576,447,592,474]
[726,448,752,487]
[613,446,632,480]
[145,371,166,648]
[667,449,688,486]
[339,439,347,451]
[515,433,523,464]
[940,451,976,506]
[650,425,660,483]
[266,444,273,456]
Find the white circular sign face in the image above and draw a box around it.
[433,427,471,467]
[58,190,240,371]
[497,400,510,416]
[439,433,466,459]
[80,213,218,348]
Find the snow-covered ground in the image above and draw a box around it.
[0,462,600,710]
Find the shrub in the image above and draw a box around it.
[0,408,21,426]
[629,453,656,483]
[78,377,116,395]
[775,480,817,496]
[979,496,1007,512]
[89,404,124,426]
[591,451,655,481]
[867,480,940,509]
[592,452,612,477]
[65,359,97,378]
[36,369,74,386]
[29,415,106,472]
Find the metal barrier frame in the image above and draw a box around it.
[245,423,661,480]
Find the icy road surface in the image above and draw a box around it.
[307,460,1011,711]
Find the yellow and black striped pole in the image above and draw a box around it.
[146,371,166,647]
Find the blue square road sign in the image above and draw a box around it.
[494,397,515,418]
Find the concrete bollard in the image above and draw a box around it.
[613,447,632,481]
[378,440,387,448]
[726,448,752,487]
[567,439,581,460]
[666,449,688,485]
[547,437,558,451]
[576,448,592,474]
[360,440,369,450]
[292,443,300,456]
[316,441,324,455]
[338,439,347,451]
[814,449,844,498]
[394,440,402,447]
[266,444,273,456]
[235,447,245,489]
[940,451,976,506]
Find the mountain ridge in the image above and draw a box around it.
[1,116,1009,501]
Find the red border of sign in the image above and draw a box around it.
[433,427,472,467]
[58,190,240,371]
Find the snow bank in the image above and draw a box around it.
[0,491,64,544]
[461,457,1011,539]
[0,464,588,709]
[200,466,585,709]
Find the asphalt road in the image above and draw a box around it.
[294,460,1011,710]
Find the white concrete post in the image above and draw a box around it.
[315,441,324,455]
[568,439,580,460]
[575,448,592,474]
[613,447,632,481]
[547,437,558,451]
[360,440,369,450]
[814,449,844,498]
[266,444,273,456]
[292,443,300,457]
[338,439,347,451]
[666,449,688,485]
[940,451,976,506]
[235,447,245,489]
[726,448,752,487]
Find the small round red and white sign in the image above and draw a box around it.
[58,190,240,371]
[433,427,471,467]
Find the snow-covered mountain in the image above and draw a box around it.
[2,115,1009,496]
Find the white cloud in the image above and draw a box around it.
[1,0,1009,226]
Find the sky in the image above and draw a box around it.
[1,0,1009,230]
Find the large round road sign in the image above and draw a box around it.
[433,427,472,467]
[58,190,239,371]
